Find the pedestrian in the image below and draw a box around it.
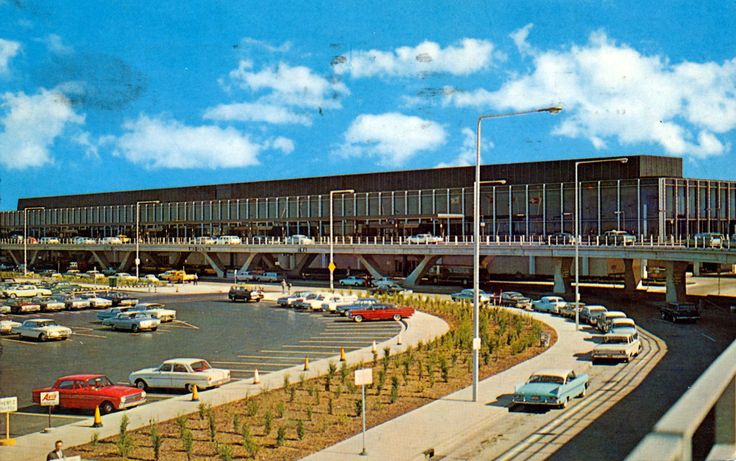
[281,279,287,294]
[193,273,198,285]
[288,282,292,294]
[47,440,65,460]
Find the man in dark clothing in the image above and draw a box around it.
[47,440,65,460]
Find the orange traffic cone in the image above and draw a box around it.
[339,347,346,362]
[253,369,261,384]
[92,406,102,427]
[303,356,310,371]
[191,384,199,401]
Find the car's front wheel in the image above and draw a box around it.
[38,333,48,342]
[99,401,115,415]
[135,379,148,391]
[353,315,363,323]
[131,324,139,333]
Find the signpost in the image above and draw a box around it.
[354,368,373,456]
[0,396,18,446]
[40,391,59,432]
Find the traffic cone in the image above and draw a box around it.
[303,356,310,371]
[371,341,377,353]
[397,333,403,345]
[253,369,261,384]
[191,384,199,402]
[92,406,102,428]
[340,347,346,362]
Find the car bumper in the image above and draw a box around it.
[119,397,146,409]
[512,396,560,406]
[592,352,628,360]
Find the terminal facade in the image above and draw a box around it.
[2,155,735,241]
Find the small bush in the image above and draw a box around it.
[175,414,188,438]
[246,399,259,417]
[390,376,400,404]
[328,398,334,415]
[307,407,313,421]
[150,423,162,461]
[354,399,362,416]
[376,369,386,395]
[232,414,241,433]
[208,409,217,441]
[198,402,210,420]
[289,385,296,402]
[117,414,134,459]
[340,361,348,384]
[90,431,99,448]
[182,429,194,461]
[296,419,305,440]
[264,410,273,435]
[277,401,285,418]
[217,442,234,461]
[276,426,287,446]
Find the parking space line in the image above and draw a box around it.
[216,361,297,367]
[282,345,347,349]
[298,339,374,344]
[73,332,107,339]
[235,355,304,360]
[228,369,272,374]
[0,338,41,345]
[169,320,199,329]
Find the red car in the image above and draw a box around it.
[347,304,415,323]
[32,374,146,414]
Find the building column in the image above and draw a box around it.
[238,253,257,273]
[89,251,111,270]
[665,261,688,304]
[286,253,317,279]
[6,250,20,267]
[404,255,440,287]
[116,251,134,272]
[358,255,386,280]
[528,255,536,276]
[200,251,225,278]
[553,257,573,295]
[623,258,642,293]
[693,261,701,276]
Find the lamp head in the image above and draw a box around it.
[540,105,563,115]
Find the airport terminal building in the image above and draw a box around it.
[2,154,735,240]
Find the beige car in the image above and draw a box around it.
[592,329,642,363]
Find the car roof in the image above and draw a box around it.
[162,358,206,365]
[531,369,572,379]
[57,374,106,380]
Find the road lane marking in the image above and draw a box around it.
[282,345,349,349]
[257,350,336,355]
[298,339,374,344]
[0,338,41,345]
[236,355,305,360]
[228,369,272,374]
[214,361,297,367]
[701,333,716,342]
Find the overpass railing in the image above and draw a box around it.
[627,339,736,461]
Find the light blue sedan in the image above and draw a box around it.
[102,312,160,332]
[512,369,589,409]
[450,288,493,304]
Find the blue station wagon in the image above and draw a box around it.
[512,369,590,408]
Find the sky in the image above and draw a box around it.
[1,1,735,210]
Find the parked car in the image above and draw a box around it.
[115,273,138,282]
[602,230,636,245]
[79,293,113,309]
[0,319,21,334]
[39,236,61,244]
[369,283,413,296]
[255,272,282,283]
[228,285,264,303]
[140,274,159,283]
[451,288,493,304]
[532,296,567,314]
[216,235,242,245]
[293,292,330,310]
[2,284,51,298]
[406,233,443,244]
[97,306,136,321]
[276,291,312,307]
[129,358,230,392]
[33,297,66,312]
[4,298,42,314]
[102,312,161,332]
[347,304,416,323]
[592,329,642,363]
[660,302,700,323]
[320,295,359,313]
[100,236,123,244]
[32,374,146,414]
[608,317,637,333]
[499,291,532,309]
[12,318,72,341]
[52,293,90,310]
[234,270,257,282]
[512,369,590,408]
[285,234,315,245]
[73,236,97,245]
[579,305,608,325]
[193,236,217,245]
[687,232,724,248]
[339,276,368,287]
[371,277,398,287]
[101,291,139,306]
[595,311,628,332]
[336,297,382,316]
[131,303,177,322]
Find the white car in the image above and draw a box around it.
[39,237,61,244]
[79,293,113,309]
[608,317,637,333]
[406,233,443,244]
[140,274,160,283]
[129,358,230,392]
[320,295,358,313]
[532,296,568,314]
[277,291,313,307]
[133,303,176,322]
[216,235,242,245]
[12,318,72,341]
[285,234,315,245]
[193,236,217,245]
[101,236,123,244]
[0,319,21,334]
[234,270,257,282]
[73,236,97,245]
[115,273,138,282]
[592,328,642,363]
[2,284,51,298]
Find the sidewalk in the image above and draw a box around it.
[303,312,590,461]
[2,306,448,460]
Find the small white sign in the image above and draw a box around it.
[134,258,141,266]
[472,337,482,351]
[0,396,18,413]
[40,391,59,406]
[354,368,373,386]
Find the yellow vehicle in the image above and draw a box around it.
[164,270,197,284]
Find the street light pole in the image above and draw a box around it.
[574,158,628,331]
[329,189,354,291]
[23,206,44,276]
[136,200,160,280]
[473,105,562,402]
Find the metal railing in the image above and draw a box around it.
[627,339,736,461]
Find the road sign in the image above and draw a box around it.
[472,337,482,351]
[355,368,373,386]
[328,261,336,272]
[0,397,17,413]
[40,391,59,406]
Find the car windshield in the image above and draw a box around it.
[87,376,113,387]
[34,320,58,327]
[528,375,565,385]
[191,361,211,372]
[603,336,629,344]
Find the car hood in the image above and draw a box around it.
[130,367,159,376]
[516,382,559,396]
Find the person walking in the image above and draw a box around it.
[47,440,65,460]
[281,279,287,294]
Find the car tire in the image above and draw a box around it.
[393,314,401,321]
[561,397,569,409]
[99,401,114,415]
[353,315,363,323]
[131,324,139,333]
[185,383,196,393]
[135,379,148,391]
[38,333,48,342]
[151,327,157,332]
[9,293,16,298]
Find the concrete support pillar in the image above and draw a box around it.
[172,252,191,270]
[553,257,573,296]
[201,252,225,278]
[693,261,701,276]
[528,255,536,276]
[404,255,440,287]
[239,253,257,273]
[623,258,642,293]
[358,255,385,280]
[90,251,111,269]
[582,257,589,277]
[29,250,39,268]
[286,253,317,279]
[117,251,134,272]
[665,261,688,304]
[7,250,20,266]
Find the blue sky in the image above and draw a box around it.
[1,1,735,210]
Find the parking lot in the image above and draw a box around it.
[0,292,402,437]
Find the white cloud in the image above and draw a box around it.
[71,131,99,158]
[334,39,495,78]
[267,136,295,154]
[510,23,535,56]
[115,115,261,169]
[337,112,446,167]
[436,127,493,168]
[444,31,736,158]
[42,34,73,55]
[0,89,84,169]
[228,60,348,110]
[239,37,291,53]
[0,38,21,74]
[203,102,312,126]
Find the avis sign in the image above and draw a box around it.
[40,391,59,407]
